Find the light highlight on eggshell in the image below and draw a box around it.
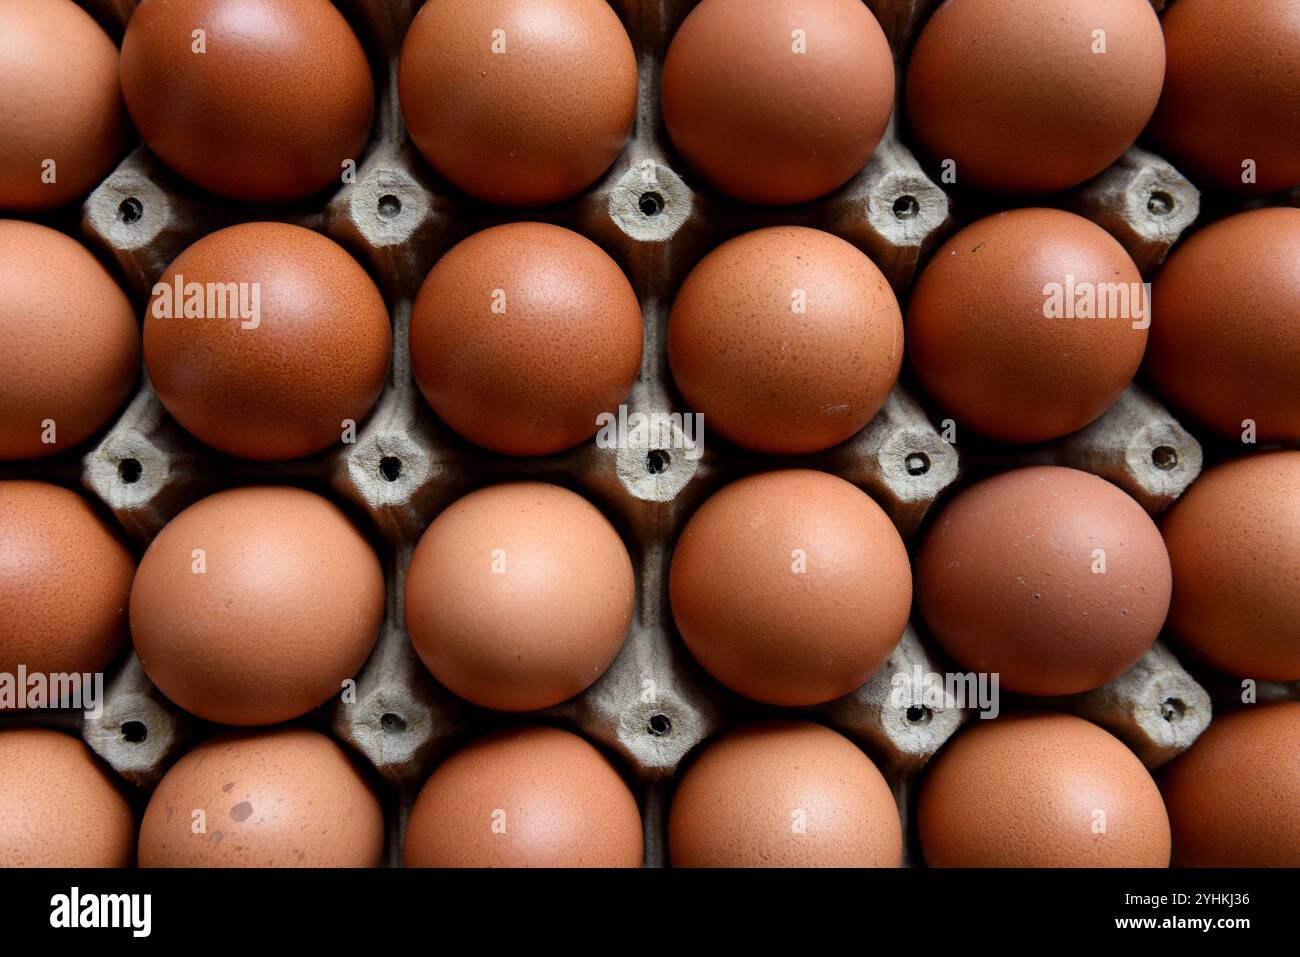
[139,728,384,867]
[405,482,634,712]
[905,0,1165,194]
[410,222,642,456]
[669,721,901,868]
[1149,0,1300,194]
[144,222,391,461]
[1161,703,1300,867]
[399,0,637,206]
[1145,208,1300,441]
[0,221,139,460]
[0,728,136,867]
[404,726,643,867]
[661,0,894,205]
[0,481,135,691]
[667,227,903,454]
[669,469,911,706]
[919,712,1171,867]
[907,208,1148,443]
[1160,452,1300,681]
[129,486,385,726]
[120,0,374,202]
[0,0,131,211]
[916,466,1171,696]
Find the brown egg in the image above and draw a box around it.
[404,726,642,867]
[669,721,901,868]
[1145,209,1300,441]
[906,0,1165,194]
[908,209,1148,443]
[405,483,634,712]
[0,482,134,689]
[1160,452,1300,681]
[0,221,139,460]
[409,223,642,456]
[0,0,130,210]
[139,728,383,867]
[144,222,390,461]
[1161,703,1300,867]
[919,711,1171,867]
[0,728,135,867]
[662,0,894,205]
[120,0,373,202]
[669,470,911,706]
[130,486,384,726]
[1150,0,1300,194]
[399,0,636,206]
[667,227,903,454]
[916,467,1170,696]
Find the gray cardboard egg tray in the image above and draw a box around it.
[3,0,1296,867]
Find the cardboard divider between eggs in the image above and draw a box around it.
[4,0,1238,866]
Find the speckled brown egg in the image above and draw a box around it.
[0,729,135,867]
[120,0,373,202]
[906,0,1165,194]
[1150,0,1300,194]
[1160,452,1300,681]
[139,728,383,867]
[144,222,390,461]
[1161,703,1300,867]
[667,227,903,454]
[916,467,1170,696]
[661,0,894,205]
[0,482,134,690]
[1145,209,1300,441]
[405,483,634,712]
[919,711,1171,867]
[399,0,636,206]
[129,486,384,726]
[409,223,642,456]
[669,470,911,706]
[669,721,901,868]
[908,208,1149,443]
[404,726,642,867]
[0,221,139,460]
[0,0,130,211]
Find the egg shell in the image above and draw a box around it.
[905,0,1165,194]
[661,0,894,205]
[404,726,643,867]
[916,466,1171,696]
[1160,703,1300,867]
[398,0,637,206]
[1145,208,1300,441]
[404,482,634,712]
[0,221,139,460]
[0,0,130,211]
[0,728,136,867]
[0,481,135,686]
[667,226,903,455]
[907,208,1149,443]
[668,720,901,868]
[669,469,912,707]
[120,0,374,202]
[1150,0,1300,194]
[129,486,385,726]
[409,222,642,456]
[918,711,1171,867]
[1160,452,1300,681]
[138,727,384,867]
[144,222,391,461]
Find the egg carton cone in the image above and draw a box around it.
[3,0,1262,869]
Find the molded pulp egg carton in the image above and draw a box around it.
[5,0,1296,867]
